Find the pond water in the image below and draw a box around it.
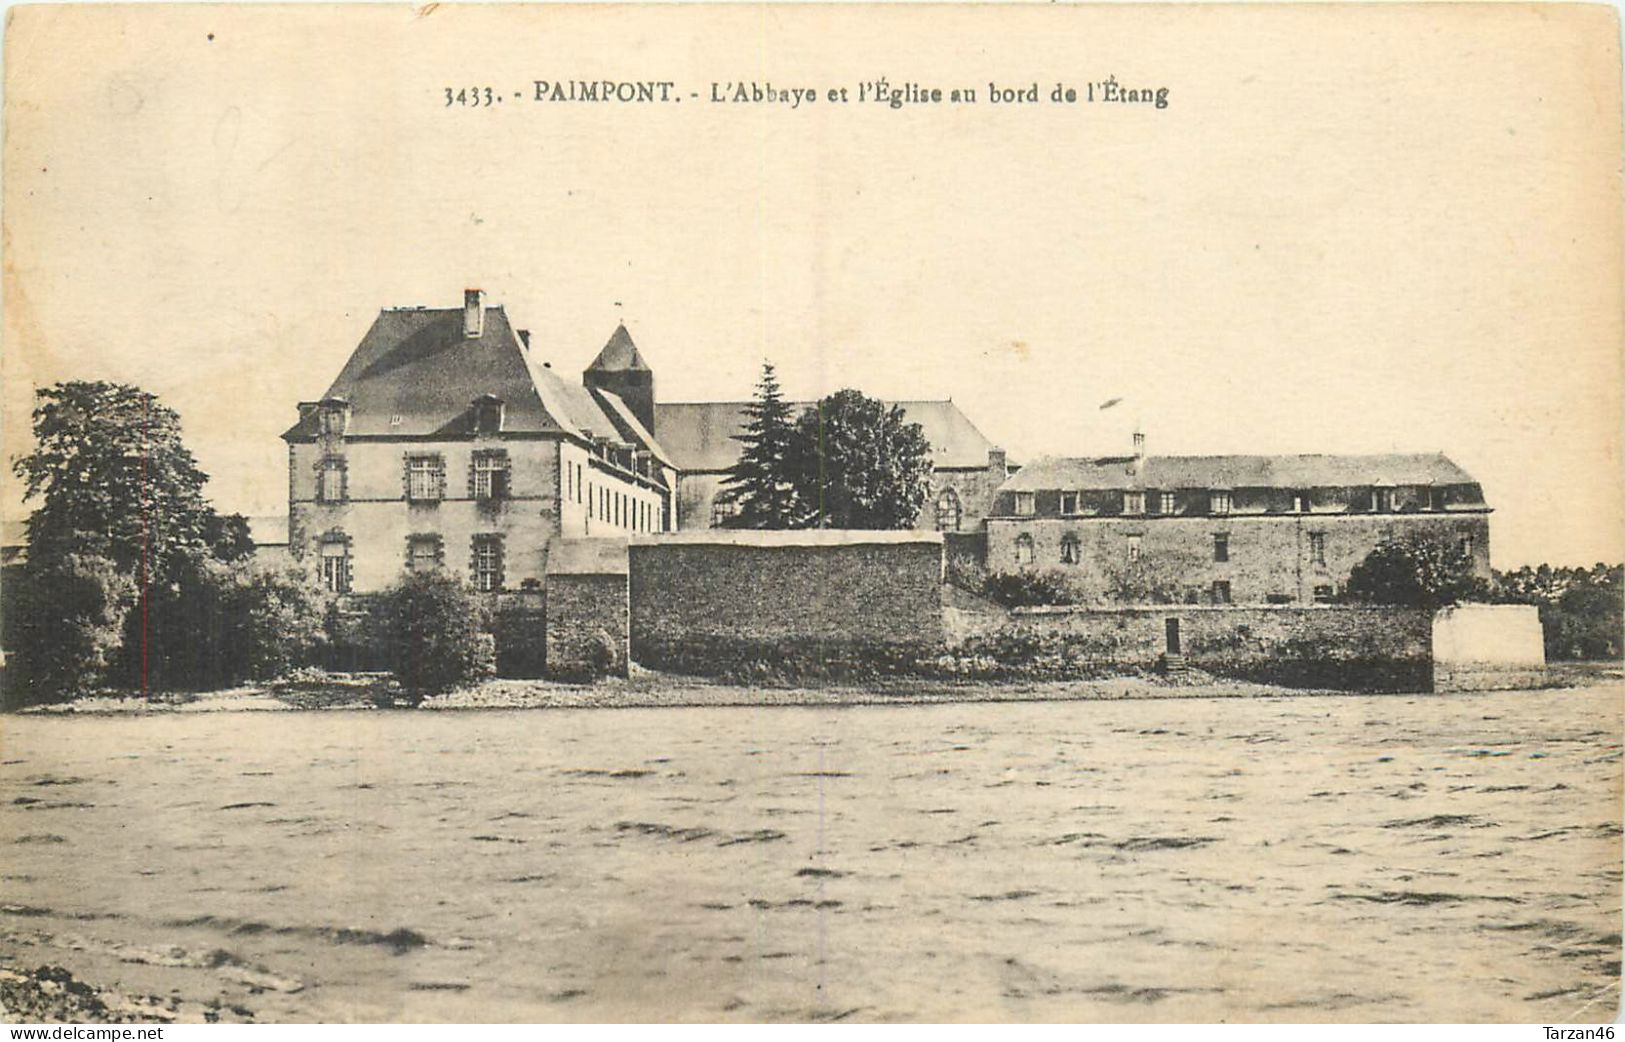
[2,686,1619,1022]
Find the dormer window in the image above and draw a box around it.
[1426,487,1446,512]
[317,398,350,437]
[1292,491,1311,514]
[1123,491,1145,515]
[472,395,505,435]
[1370,486,1394,513]
[1060,492,1078,515]
[1158,491,1177,516]
[1014,492,1036,517]
[1209,490,1232,516]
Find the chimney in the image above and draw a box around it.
[463,289,484,339]
[1133,429,1146,459]
[987,447,1008,481]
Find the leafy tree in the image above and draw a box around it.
[783,389,933,529]
[716,361,800,528]
[205,513,257,563]
[374,572,495,701]
[1494,562,1622,660]
[13,382,217,585]
[1345,532,1488,609]
[6,554,136,704]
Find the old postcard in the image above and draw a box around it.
[1,1,1621,1026]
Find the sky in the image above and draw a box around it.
[4,3,1621,567]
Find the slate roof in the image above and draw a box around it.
[282,308,673,470]
[999,453,1482,494]
[587,323,650,372]
[653,399,999,473]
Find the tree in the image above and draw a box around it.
[1494,562,1623,660]
[783,389,933,529]
[1345,532,1488,609]
[716,361,800,528]
[7,554,136,704]
[13,382,217,585]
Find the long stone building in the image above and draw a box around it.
[985,444,1492,605]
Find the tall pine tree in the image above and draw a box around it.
[716,361,800,528]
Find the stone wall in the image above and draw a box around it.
[1432,604,1546,691]
[985,512,1492,606]
[997,603,1435,690]
[627,531,945,669]
[545,573,629,678]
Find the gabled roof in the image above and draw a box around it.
[653,399,999,473]
[281,309,675,470]
[999,453,1482,493]
[586,323,650,372]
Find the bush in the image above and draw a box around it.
[219,560,331,681]
[374,572,495,699]
[7,554,136,705]
[982,569,1083,608]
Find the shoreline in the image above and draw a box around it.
[11,664,1615,716]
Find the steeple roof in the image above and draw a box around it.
[586,323,650,372]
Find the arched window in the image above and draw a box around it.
[935,489,963,532]
[1014,533,1035,567]
[1060,533,1081,565]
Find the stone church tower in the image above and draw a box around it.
[584,323,656,435]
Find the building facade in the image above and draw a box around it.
[985,449,1491,605]
[653,400,1010,533]
[282,292,675,595]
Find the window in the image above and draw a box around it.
[471,536,503,592]
[711,498,738,528]
[1127,534,1142,562]
[1292,491,1311,514]
[1209,490,1232,516]
[1427,487,1446,512]
[317,457,345,504]
[1211,580,1232,605]
[936,489,963,532]
[472,451,509,501]
[1014,492,1036,517]
[1158,491,1177,516]
[1060,533,1081,565]
[1060,492,1078,516]
[1123,491,1145,515]
[406,535,441,574]
[1370,487,1394,513]
[319,537,351,594]
[1459,534,1474,558]
[1014,533,1035,567]
[405,454,445,502]
[1309,531,1327,567]
[472,395,505,434]
[318,401,348,437]
[1213,532,1229,562]
[1313,584,1336,604]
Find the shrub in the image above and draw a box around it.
[373,572,495,699]
[219,559,331,681]
[7,554,136,705]
[982,569,1083,608]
